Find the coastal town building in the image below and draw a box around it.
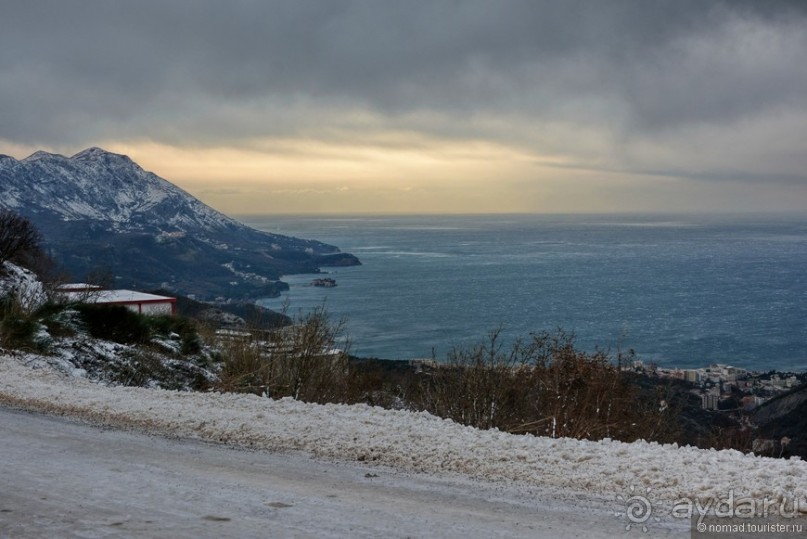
[57,284,176,315]
[630,360,804,412]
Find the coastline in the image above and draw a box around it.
[245,213,807,372]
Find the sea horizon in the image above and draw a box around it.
[242,212,807,373]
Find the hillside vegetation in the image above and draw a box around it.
[2,210,803,457]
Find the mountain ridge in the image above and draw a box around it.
[0,147,359,299]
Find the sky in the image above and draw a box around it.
[2,0,807,215]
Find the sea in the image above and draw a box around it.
[241,214,807,372]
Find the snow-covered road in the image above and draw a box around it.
[0,408,685,538]
[4,351,806,537]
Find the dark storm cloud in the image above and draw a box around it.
[2,0,807,185]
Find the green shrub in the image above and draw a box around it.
[147,314,175,335]
[35,302,78,339]
[0,316,39,350]
[181,331,202,355]
[146,314,201,355]
[75,304,151,344]
[0,295,40,350]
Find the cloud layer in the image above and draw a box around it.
[2,1,806,212]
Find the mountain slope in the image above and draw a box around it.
[0,148,359,299]
[2,148,238,229]
[752,383,807,458]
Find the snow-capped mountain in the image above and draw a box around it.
[3,147,253,233]
[0,148,359,299]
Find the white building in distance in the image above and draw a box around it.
[58,285,176,316]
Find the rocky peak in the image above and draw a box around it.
[23,150,67,162]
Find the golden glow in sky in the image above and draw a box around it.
[79,137,803,215]
[100,139,577,215]
[3,135,804,215]
[2,2,806,215]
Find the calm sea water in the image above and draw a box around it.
[242,214,807,372]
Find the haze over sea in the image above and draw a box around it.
[245,214,807,372]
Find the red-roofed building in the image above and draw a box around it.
[59,286,176,315]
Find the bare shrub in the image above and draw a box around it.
[0,210,42,269]
[407,329,675,443]
[217,333,272,394]
[0,210,64,304]
[217,305,352,403]
[408,329,529,430]
[216,311,675,443]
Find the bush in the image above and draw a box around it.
[109,349,171,387]
[407,330,527,430]
[105,348,210,391]
[72,305,204,354]
[218,305,352,403]
[33,302,77,339]
[181,331,202,355]
[1,317,40,349]
[217,336,270,394]
[266,307,350,402]
[406,329,676,443]
[74,304,151,344]
[0,210,43,268]
[147,314,202,355]
[216,308,675,444]
[0,295,41,350]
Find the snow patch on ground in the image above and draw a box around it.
[1,352,806,513]
[0,262,47,312]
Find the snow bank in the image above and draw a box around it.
[1,352,806,510]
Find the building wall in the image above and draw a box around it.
[119,301,174,316]
[140,302,174,315]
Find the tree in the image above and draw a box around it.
[0,210,42,268]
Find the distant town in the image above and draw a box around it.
[629,361,806,412]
